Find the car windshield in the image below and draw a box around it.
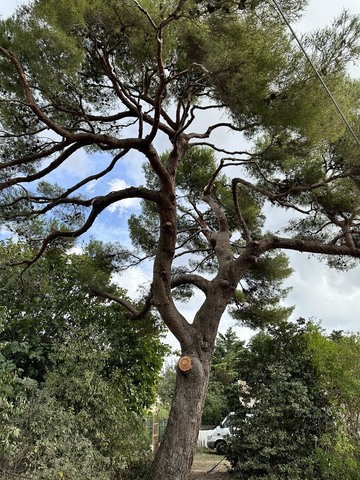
[221,415,233,428]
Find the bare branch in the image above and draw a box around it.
[133,0,157,29]
[0,139,71,173]
[188,121,259,140]
[92,287,154,320]
[0,142,87,190]
[261,235,360,257]
[232,179,252,244]
[189,142,255,157]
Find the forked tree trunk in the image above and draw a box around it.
[148,349,212,480]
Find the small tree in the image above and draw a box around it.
[157,363,177,411]
[307,329,360,479]
[0,2,360,478]
[227,320,333,480]
[202,328,245,425]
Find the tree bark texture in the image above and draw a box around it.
[148,349,212,480]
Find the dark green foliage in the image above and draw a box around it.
[203,323,360,479]
[157,363,177,410]
[119,457,153,480]
[0,354,151,479]
[306,329,360,479]
[226,321,333,480]
[0,239,166,478]
[0,240,166,410]
[129,207,160,256]
[0,379,115,480]
[202,328,245,425]
[230,252,294,328]
[176,147,220,200]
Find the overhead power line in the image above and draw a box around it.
[272,0,360,147]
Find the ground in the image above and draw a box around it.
[190,451,232,479]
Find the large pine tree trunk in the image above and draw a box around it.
[148,349,212,480]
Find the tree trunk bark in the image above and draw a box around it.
[147,349,212,480]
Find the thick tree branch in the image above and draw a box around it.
[171,273,210,295]
[188,121,259,140]
[262,235,360,257]
[0,142,88,190]
[0,140,71,172]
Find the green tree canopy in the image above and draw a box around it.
[223,322,360,479]
[0,239,167,478]
[306,328,360,479]
[0,239,166,410]
[227,320,333,480]
[202,328,245,425]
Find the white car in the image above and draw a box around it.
[206,413,234,455]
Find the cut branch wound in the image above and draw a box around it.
[178,356,192,372]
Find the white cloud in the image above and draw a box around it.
[42,147,97,183]
[85,180,98,193]
[296,0,360,32]
[112,266,151,300]
[107,178,140,214]
[67,246,84,255]
[284,252,360,333]
[121,151,147,184]
[60,149,95,178]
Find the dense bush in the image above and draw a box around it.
[0,326,151,479]
[226,321,333,479]
[0,241,166,479]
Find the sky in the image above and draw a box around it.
[1,0,360,348]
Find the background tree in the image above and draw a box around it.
[157,363,177,411]
[0,239,166,478]
[307,328,360,479]
[226,320,333,480]
[202,328,245,425]
[224,322,360,479]
[0,1,360,478]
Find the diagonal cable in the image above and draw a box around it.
[272,0,360,147]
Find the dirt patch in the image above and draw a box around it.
[190,451,232,479]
